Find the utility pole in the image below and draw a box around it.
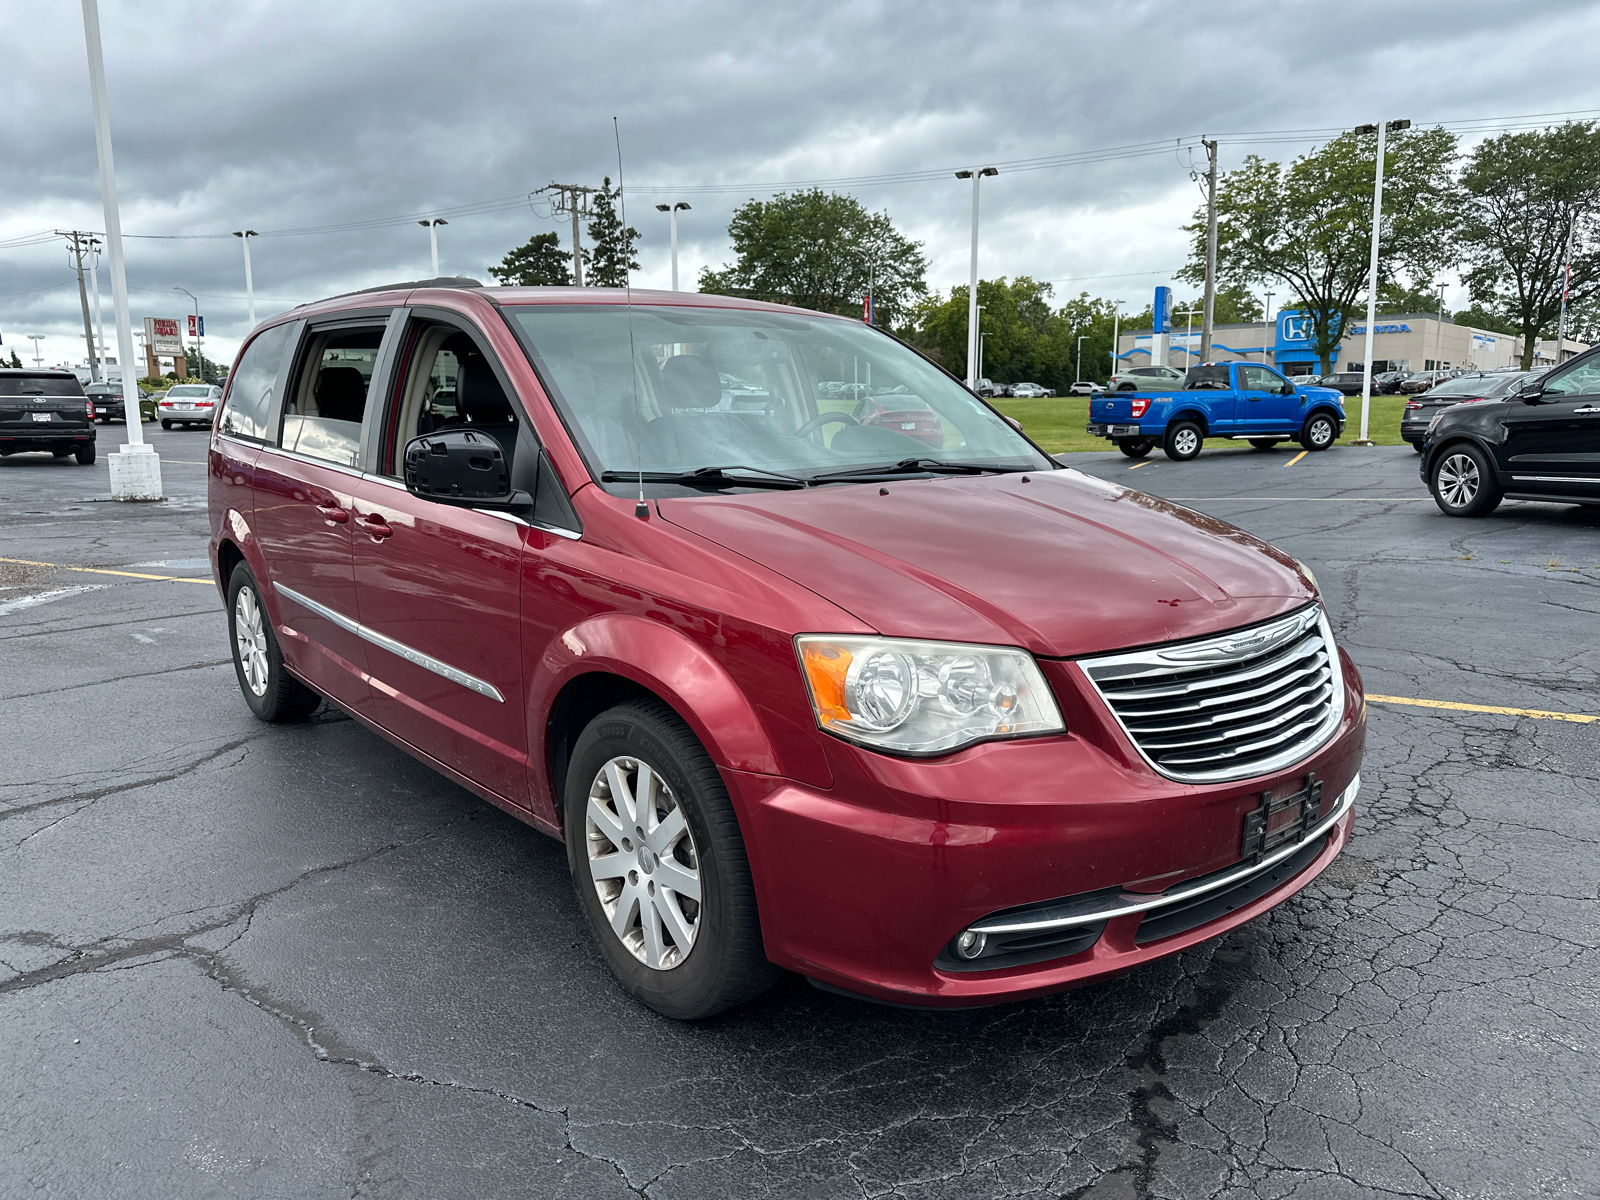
[88,237,109,376]
[955,166,998,389]
[1076,335,1087,383]
[540,183,598,287]
[1199,138,1219,363]
[1110,301,1124,376]
[60,231,101,382]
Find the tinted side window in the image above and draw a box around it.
[1185,365,1230,389]
[220,324,294,441]
[1540,357,1600,397]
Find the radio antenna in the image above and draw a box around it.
[614,116,648,521]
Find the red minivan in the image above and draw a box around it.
[208,281,1364,1018]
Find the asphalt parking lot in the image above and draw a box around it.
[3,428,1597,1199]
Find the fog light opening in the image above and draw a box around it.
[954,929,988,960]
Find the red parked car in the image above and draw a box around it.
[851,388,944,447]
[208,281,1365,1018]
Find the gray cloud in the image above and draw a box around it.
[5,0,1599,370]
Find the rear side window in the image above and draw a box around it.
[1185,365,1231,389]
[220,324,294,442]
[0,375,85,397]
[279,327,385,468]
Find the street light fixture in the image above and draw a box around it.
[955,166,999,389]
[419,218,448,278]
[233,230,258,326]
[173,286,201,380]
[1352,118,1410,444]
[654,202,691,291]
[28,334,45,368]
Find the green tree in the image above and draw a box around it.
[909,278,1120,389]
[582,178,640,288]
[1458,122,1600,369]
[1180,127,1459,374]
[698,189,927,328]
[5,349,19,368]
[184,346,222,384]
[488,231,571,286]
[1379,278,1449,315]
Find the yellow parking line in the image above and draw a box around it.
[0,556,214,585]
[1128,461,1153,470]
[1366,693,1598,724]
[1285,450,1308,467]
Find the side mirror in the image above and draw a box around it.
[1516,381,1545,404]
[403,429,532,512]
[1004,415,1023,431]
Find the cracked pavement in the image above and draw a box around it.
[2,430,1596,1198]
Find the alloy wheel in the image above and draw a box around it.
[234,586,270,697]
[1310,418,1334,447]
[1174,428,1199,456]
[1437,453,1480,509]
[585,756,702,971]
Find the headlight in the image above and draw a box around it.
[796,635,1065,755]
[1293,558,1319,592]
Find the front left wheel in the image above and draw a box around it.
[1300,412,1337,451]
[565,700,781,1019]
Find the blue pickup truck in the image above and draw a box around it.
[1086,362,1347,460]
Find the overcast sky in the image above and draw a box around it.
[5,0,1600,372]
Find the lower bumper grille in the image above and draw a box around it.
[1079,604,1344,784]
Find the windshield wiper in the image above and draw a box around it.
[809,457,1025,481]
[600,466,810,490]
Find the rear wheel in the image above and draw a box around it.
[1430,443,1502,518]
[1248,438,1281,451]
[1412,442,1425,454]
[160,419,173,430]
[226,562,321,721]
[565,700,780,1019]
[1300,411,1337,451]
[1117,438,1153,459]
[1163,421,1203,461]
[75,444,95,465]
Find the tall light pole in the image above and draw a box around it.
[654,202,690,291]
[955,166,998,389]
[419,218,447,277]
[1076,335,1088,383]
[80,0,158,497]
[1353,118,1410,445]
[88,237,108,377]
[233,230,258,327]
[979,330,988,384]
[1434,281,1447,370]
[28,334,45,368]
[173,286,201,380]
[1110,300,1124,376]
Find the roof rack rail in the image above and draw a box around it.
[301,277,485,307]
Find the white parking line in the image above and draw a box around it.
[0,584,110,617]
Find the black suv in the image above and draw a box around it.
[0,370,97,464]
[1421,350,1600,517]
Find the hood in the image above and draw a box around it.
[658,470,1315,658]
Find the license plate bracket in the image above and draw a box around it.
[1242,772,1323,859]
[31,412,52,423]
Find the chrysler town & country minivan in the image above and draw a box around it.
[208,281,1365,1018]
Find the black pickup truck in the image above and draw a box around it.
[0,370,97,464]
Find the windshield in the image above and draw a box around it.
[0,375,84,397]
[1426,374,1515,396]
[167,385,211,397]
[507,304,1050,488]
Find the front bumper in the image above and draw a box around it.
[731,650,1366,1007]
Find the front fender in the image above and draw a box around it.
[529,611,814,788]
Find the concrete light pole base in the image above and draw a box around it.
[1350,439,1376,447]
[108,442,164,501]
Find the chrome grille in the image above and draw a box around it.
[1080,605,1343,783]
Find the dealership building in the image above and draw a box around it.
[1118,311,1587,377]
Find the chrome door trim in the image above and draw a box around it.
[970,774,1359,936]
[272,580,505,702]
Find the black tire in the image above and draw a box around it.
[1300,411,1337,451]
[75,444,95,465]
[1163,421,1203,461]
[1412,442,1425,454]
[565,700,780,1019]
[226,562,321,722]
[1117,383,1137,392]
[161,419,173,430]
[1116,438,1153,459]
[1430,443,1503,518]
[1248,438,1280,451]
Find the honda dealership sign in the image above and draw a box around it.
[144,317,184,357]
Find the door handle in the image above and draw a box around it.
[1575,405,1600,414]
[356,512,393,542]
[314,501,349,525]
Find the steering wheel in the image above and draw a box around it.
[794,410,860,440]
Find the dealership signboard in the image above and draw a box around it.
[144,317,184,357]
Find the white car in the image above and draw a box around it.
[1067,381,1103,396]
[1007,382,1055,398]
[157,383,222,429]
[1109,365,1186,392]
